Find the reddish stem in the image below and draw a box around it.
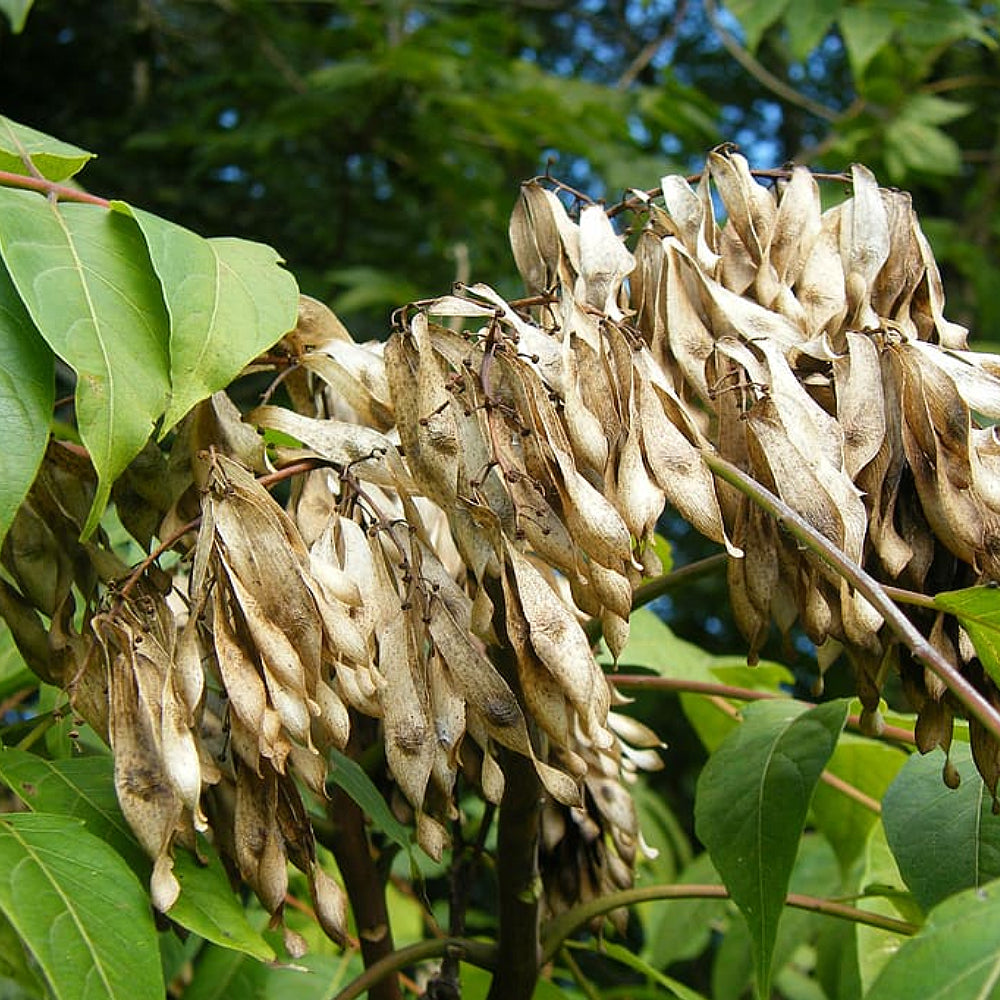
[0,169,110,208]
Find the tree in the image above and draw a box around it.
[3,4,1000,1000]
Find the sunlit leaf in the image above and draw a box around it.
[855,823,914,993]
[567,938,711,999]
[934,586,1000,685]
[0,188,170,537]
[838,6,895,77]
[114,204,298,430]
[0,812,164,1000]
[694,698,848,999]
[866,877,1000,1000]
[0,748,275,961]
[0,259,52,549]
[0,115,92,179]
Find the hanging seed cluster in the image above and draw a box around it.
[82,144,1000,938]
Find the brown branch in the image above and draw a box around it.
[702,451,1000,744]
[540,883,918,963]
[0,169,110,207]
[612,672,917,745]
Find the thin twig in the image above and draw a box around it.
[820,770,882,813]
[702,451,1000,744]
[703,0,840,122]
[333,937,497,1000]
[612,672,917,745]
[616,0,688,90]
[539,883,918,963]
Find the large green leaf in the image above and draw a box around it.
[0,748,275,961]
[838,6,895,77]
[882,742,1000,911]
[0,258,53,549]
[0,749,143,868]
[114,204,298,430]
[0,812,164,1000]
[866,877,1000,1000]
[694,698,848,999]
[0,116,92,180]
[811,734,907,873]
[934,586,1000,685]
[0,189,170,537]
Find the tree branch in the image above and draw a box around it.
[702,451,1000,744]
[0,169,110,207]
[333,937,498,1000]
[703,0,840,122]
[540,883,918,963]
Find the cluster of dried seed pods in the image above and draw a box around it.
[87,144,1000,940]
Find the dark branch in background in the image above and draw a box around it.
[616,0,688,90]
[702,0,840,122]
[703,451,1000,743]
[487,640,544,1000]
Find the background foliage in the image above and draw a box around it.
[2,2,1000,999]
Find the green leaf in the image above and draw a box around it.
[855,823,913,992]
[838,6,896,77]
[694,698,848,999]
[0,812,164,1000]
[934,586,1000,685]
[811,734,907,872]
[113,204,298,430]
[0,748,275,961]
[567,938,711,999]
[0,189,170,537]
[184,937,353,1000]
[328,748,414,856]
[0,0,34,33]
[0,909,45,998]
[682,661,795,753]
[0,749,144,868]
[169,847,276,962]
[882,742,1000,911]
[865,877,1000,1000]
[599,607,712,677]
[639,852,727,970]
[785,0,842,62]
[724,0,792,52]
[0,117,93,180]
[0,259,53,549]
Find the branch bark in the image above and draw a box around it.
[327,726,401,1000]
